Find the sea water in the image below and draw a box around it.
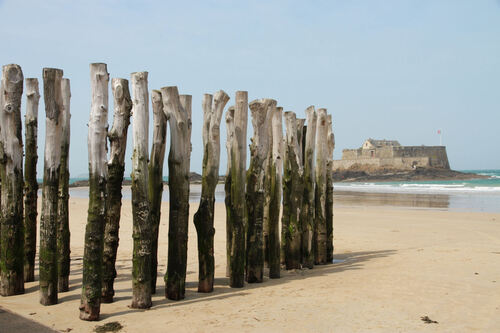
[333,170,500,212]
[334,170,500,194]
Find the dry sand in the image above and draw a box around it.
[1,197,499,332]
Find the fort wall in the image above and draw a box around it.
[334,145,450,171]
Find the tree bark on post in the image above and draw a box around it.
[130,71,152,309]
[148,89,166,295]
[228,91,248,288]
[326,114,335,263]
[246,98,275,283]
[162,86,191,300]
[0,64,24,296]
[102,78,132,303]
[268,106,283,278]
[80,63,108,320]
[57,78,71,292]
[301,106,317,269]
[224,106,235,278]
[194,91,229,292]
[39,67,63,304]
[282,111,304,270]
[314,108,328,265]
[23,78,39,283]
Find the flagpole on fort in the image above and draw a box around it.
[438,129,442,146]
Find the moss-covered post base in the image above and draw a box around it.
[80,176,106,319]
[194,197,216,291]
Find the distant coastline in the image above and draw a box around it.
[332,167,488,183]
[63,168,489,188]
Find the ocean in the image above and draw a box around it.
[333,169,500,212]
[68,170,500,213]
[334,170,500,194]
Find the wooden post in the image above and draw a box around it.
[39,67,63,304]
[161,86,191,300]
[263,113,273,270]
[102,78,132,303]
[148,89,166,295]
[224,105,235,278]
[228,91,248,288]
[194,90,230,292]
[180,95,193,158]
[80,63,108,320]
[326,114,335,262]
[23,78,39,283]
[0,64,25,296]
[314,108,328,265]
[296,118,305,163]
[246,98,275,283]
[130,72,152,309]
[268,106,283,278]
[301,106,316,269]
[57,78,71,292]
[282,111,304,270]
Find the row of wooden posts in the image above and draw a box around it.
[0,63,335,321]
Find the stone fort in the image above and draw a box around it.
[333,139,450,170]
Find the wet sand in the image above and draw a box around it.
[1,194,499,332]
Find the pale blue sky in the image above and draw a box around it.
[1,0,499,176]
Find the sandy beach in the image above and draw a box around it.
[1,194,499,333]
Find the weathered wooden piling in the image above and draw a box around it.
[194,91,229,292]
[130,72,152,309]
[268,106,283,278]
[57,78,71,292]
[149,89,166,294]
[102,78,132,303]
[246,98,275,283]
[301,106,317,269]
[228,91,248,288]
[314,108,328,265]
[263,112,273,270]
[23,78,39,283]
[80,63,108,320]
[39,67,64,304]
[326,114,335,262]
[162,86,191,300]
[224,106,235,277]
[0,64,25,296]
[282,112,304,270]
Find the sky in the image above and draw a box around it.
[0,0,499,176]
